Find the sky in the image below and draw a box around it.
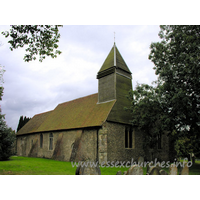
[0,25,162,131]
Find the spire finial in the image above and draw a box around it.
[114,32,116,66]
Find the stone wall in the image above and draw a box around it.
[100,121,170,163]
[98,126,108,164]
[16,128,98,162]
[74,129,97,162]
[16,123,170,163]
[104,121,145,163]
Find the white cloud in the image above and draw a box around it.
[0,25,161,130]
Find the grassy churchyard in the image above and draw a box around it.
[0,156,200,175]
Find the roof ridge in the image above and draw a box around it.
[34,110,53,117]
[57,93,98,106]
[31,92,115,133]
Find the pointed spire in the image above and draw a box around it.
[114,42,116,66]
[97,43,131,76]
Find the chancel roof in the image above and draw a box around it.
[17,93,116,135]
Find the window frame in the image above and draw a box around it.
[49,133,53,150]
[125,127,133,149]
[40,133,43,148]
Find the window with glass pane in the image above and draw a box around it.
[125,127,132,148]
[40,133,43,148]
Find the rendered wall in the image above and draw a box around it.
[16,128,98,162]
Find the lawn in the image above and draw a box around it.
[0,156,200,175]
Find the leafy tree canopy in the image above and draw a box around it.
[1,25,62,62]
[129,25,200,157]
[127,84,165,150]
[0,112,16,160]
[0,65,16,160]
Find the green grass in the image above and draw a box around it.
[0,156,200,175]
[187,160,200,175]
[0,156,75,175]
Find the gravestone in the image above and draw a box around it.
[155,163,162,171]
[179,163,189,175]
[149,166,160,175]
[146,163,154,174]
[75,162,101,175]
[147,163,161,174]
[169,164,177,175]
[126,165,143,175]
[75,165,81,175]
[159,170,168,175]
[116,171,122,175]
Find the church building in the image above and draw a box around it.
[16,43,170,163]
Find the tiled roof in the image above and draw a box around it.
[17,93,116,135]
[16,110,53,135]
[98,43,131,74]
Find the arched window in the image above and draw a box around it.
[49,133,53,150]
[40,133,43,148]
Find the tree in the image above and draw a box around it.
[128,25,200,158]
[0,112,16,160]
[1,25,62,62]
[17,115,31,132]
[126,84,167,153]
[149,25,200,157]
[0,65,16,160]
